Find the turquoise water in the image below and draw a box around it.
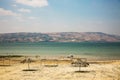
[0,42,120,58]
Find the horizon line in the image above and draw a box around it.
[0,31,119,36]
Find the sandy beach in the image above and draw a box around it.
[0,56,120,80]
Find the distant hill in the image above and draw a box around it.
[0,32,120,42]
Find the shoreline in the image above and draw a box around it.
[0,54,120,60]
[0,54,120,65]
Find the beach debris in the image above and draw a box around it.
[67,54,74,61]
[67,54,74,58]
[35,55,40,59]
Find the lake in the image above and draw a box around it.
[0,42,120,58]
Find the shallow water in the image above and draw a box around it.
[0,42,120,58]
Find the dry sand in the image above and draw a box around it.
[0,56,120,80]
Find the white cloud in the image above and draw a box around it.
[28,17,36,19]
[15,0,48,7]
[18,8,31,13]
[0,8,18,16]
[0,8,27,22]
[16,16,26,22]
[0,8,37,23]
[12,4,17,7]
[0,20,8,23]
[16,16,36,22]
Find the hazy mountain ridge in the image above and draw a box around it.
[0,32,120,42]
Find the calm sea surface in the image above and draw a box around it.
[0,42,120,58]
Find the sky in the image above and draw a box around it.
[0,0,120,35]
